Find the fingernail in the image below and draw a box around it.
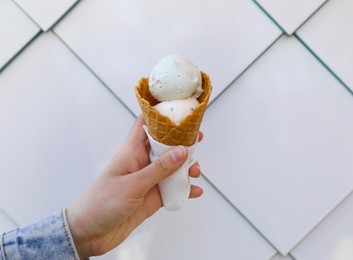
[194,162,202,173]
[170,146,186,163]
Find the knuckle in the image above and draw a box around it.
[153,158,170,175]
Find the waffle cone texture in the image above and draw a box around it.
[135,71,212,146]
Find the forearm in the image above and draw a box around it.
[0,209,80,260]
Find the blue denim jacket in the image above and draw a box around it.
[0,209,80,260]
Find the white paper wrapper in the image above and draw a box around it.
[143,125,197,211]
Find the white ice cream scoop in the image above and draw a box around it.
[154,98,200,125]
[149,55,203,101]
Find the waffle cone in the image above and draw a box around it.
[135,71,212,146]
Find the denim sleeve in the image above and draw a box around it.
[0,209,80,260]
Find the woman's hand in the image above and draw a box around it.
[67,115,203,258]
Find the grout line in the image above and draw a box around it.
[201,173,280,254]
[208,33,353,255]
[204,34,312,256]
[288,193,353,259]
[53,31,138,119]
[268,253,278,260]
[48,0,82,32]
[294,34,353,97]
[268,252,296,260]
[292,0,329,34]
[254,34,353,257]
[0,207,18,227]
[10,0,42,30]
[207,33,283,109]
[252,0,287,34]
[0,30,42,74]
[287,173,353,258]
[252,0,330,35]
[10,0,82,32]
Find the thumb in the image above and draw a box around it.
[132,146,187,193]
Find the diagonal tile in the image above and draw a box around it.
[195,35,353,254]
[292,191,353,260]
[54,0,281,116]
[0,0,39,70]
[255,0,327,34]
[297,0,353,93]
[13,0,78,31]
[0,208,17,233]
[0,32,135,225]
[111,177,276,260]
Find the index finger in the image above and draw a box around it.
[125,114,147,146]
[198,131,204,142]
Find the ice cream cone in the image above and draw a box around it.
[135,71,212,146]
[135,70,212,211]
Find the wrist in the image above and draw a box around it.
[66,206,93,259]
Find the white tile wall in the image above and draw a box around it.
[196,35,353,254]
[0,0,39,70]
[54,0,281,115]
[0,32,135,225]
[0,208,17,233]
[13,0,78,31]
[292,191,353,260]
[111,177,275,260]
[2,0,353,259]
[297,0,353,92]
[255,0,327,34]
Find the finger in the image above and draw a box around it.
[145,139,151,155]
[125,115,147,146]
[189,185,203,198]
[189,162,202,178]
[131,146,188,193]
[198,131,204,142]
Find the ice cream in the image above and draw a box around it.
[148,55,203,101]
[149,55,203,125]
[135,55,212,211]
[154,98,200,125]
